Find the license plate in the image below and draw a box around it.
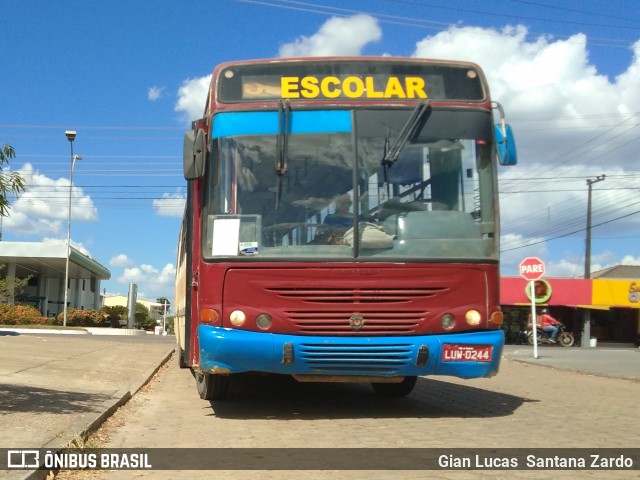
[441,344,492,363]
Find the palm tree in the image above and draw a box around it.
[1,143,26,217]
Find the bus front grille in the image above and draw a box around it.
[267,287,444,303]
[298,343,414,374]
[287,310,427,335]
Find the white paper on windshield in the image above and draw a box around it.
[211,218,240,256]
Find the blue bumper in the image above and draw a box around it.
[198,326,504,379]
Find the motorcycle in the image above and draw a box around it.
[526,323,575,347]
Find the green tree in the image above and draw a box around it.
[135,302,156,330]
[0,265,30,303]
[154,296,171,317]
[0,144,26,217]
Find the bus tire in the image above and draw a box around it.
[195,370,229,400]
[371,376,417,397]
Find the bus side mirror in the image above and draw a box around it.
[183,128,206,180]
[495,124,517,166]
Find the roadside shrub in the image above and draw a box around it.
[0,304,48,325]
[54,308,103,327]
[102,305,128,328]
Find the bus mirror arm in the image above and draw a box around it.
[492,102,518,166]
[183,126,207,180]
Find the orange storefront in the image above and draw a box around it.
[501,277,640,346]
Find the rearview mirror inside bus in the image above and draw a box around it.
[494,124,517,166]
[183,128,206,180]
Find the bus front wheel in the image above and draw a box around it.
[371,376,417,397]
[195,370,229,400]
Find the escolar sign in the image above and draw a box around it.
[280,76,429,100]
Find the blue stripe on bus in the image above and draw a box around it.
[212,110,352,138]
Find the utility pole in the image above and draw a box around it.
[582,174,605,347]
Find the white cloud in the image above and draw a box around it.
[153,192,186,218]
[117,263,176,300]
[278,14,382,57]
[175,75,211,123]
[413,26,639,167]
[620,255,640,266]
[3,163,98,237]
[109,254,133,267]
[148,86,165,101]
[42,237,91,257]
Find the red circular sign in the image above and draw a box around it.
[519,257,545,281]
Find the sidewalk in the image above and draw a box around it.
[504,344,640,381]
[0,330,174,480]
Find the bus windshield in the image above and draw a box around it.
[203,107,498,261]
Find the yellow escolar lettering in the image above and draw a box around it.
[281,77,300,98]
[300,76,319,98]
[280,76,428,99]
[405,77,427,99]
[321,77,341,98]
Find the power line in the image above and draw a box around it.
[382,0,640,31]
[240,0,637,47]
[501,207,640,253]
[507,0,640,25]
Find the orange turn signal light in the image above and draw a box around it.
[490,310,504,326]
[200,308,220,326]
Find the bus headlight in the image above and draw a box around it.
[465,310,482,326]
[229,310,246,327]
[256,313,272,330]
[441,313,455,330]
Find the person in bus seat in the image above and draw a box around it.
[312,194,353,245]
[324,193,353,228]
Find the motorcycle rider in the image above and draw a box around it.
[539,309,562,343]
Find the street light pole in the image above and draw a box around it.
[163,299,168,333]
[63,131,82,327]
[582,174,605,347]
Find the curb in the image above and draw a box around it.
[0,328,151,336]
[0,328,90,335]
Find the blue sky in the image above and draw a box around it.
[2,0,640,301]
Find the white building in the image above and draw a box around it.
[0,241,111,317]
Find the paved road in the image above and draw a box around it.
[50,344,640,480]
[507,344,640,381]
[1,332,639,479]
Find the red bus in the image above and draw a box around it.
[175,57,517,399]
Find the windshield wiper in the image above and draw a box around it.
[275,99,291,176]
[382,100,431,166]
[274,99,291,211]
